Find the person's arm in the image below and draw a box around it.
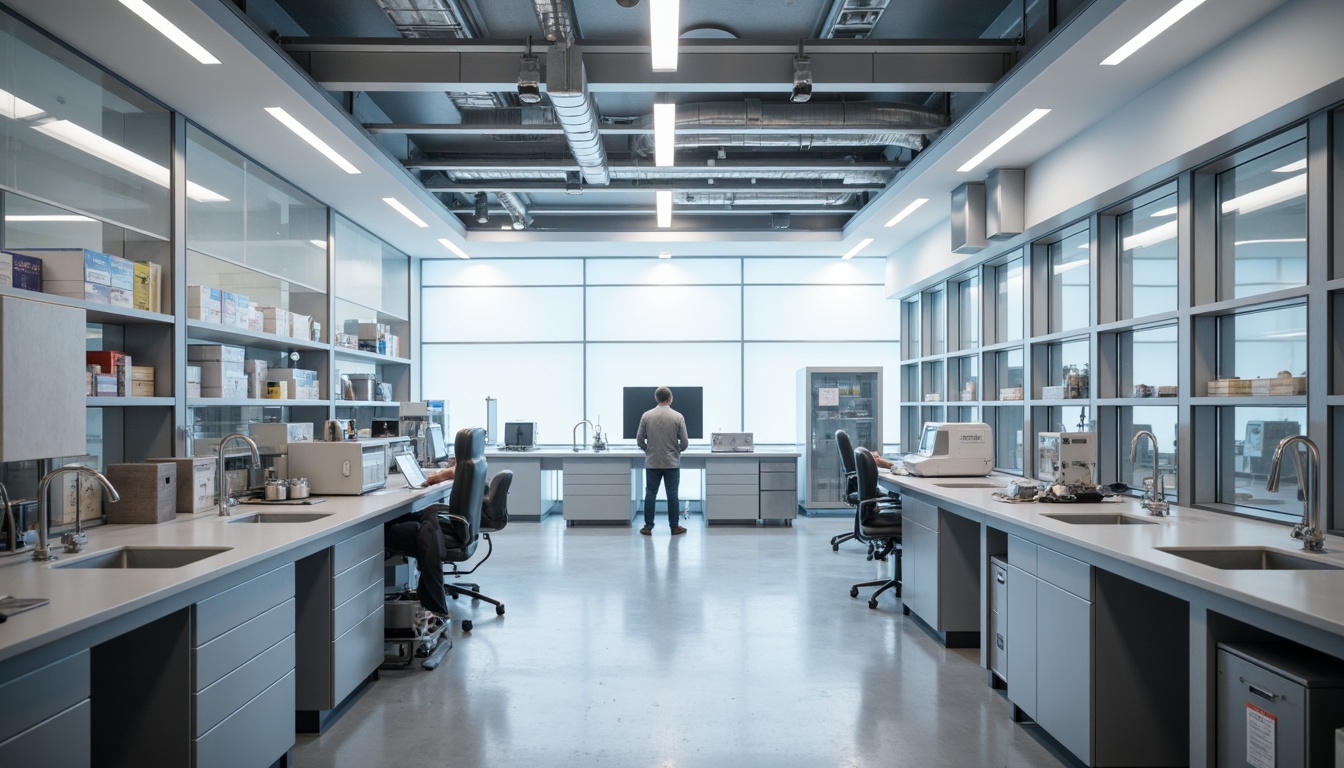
[423,460,455,486]
[677,416,689,453]
[874,454,894,470]
[636,415,649,452]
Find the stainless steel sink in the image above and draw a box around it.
[1157,547,1344,571]
[933,482,1002,488]
[52,546,231,569]
[1042,513,1157,526]
[225,512,332,524]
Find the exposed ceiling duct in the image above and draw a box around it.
[628,100,948,156]
[375,0,501,110]
[496,191,534,230]
[532,0,579,44]
[442,167,891,185]
[526,0,611,187]
[675,191,856,206]
[817,0,891,39]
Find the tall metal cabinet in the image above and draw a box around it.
[797,367,882,510]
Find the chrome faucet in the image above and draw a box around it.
[0,481,25,557]
[1129,430,1169,516]
[33,466,120,562]
[217,433,261,515]
[1267,435,1324,552]
[572,420,594,452]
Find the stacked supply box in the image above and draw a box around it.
[147,457,216,513]
[346,320,399,357]
[186,365,202,398]
[187,285,222,323]
[244,359,268,399]
[107,256,134,308]
[130,366,155,397]
[266,368,319,400]
[9,252,41,291]
[86,351,132,397]
[132,261,162,313]
[262,307,289,337]
[189,344,247,399]
[289,313,312,342]
[7,248,113,304]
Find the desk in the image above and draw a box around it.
[485,449,800,525]
[875,469,1344,767]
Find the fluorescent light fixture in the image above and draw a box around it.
[658,251,672,259]
[439,238,470,259]
[309,239,327,249]
[653,103,676,167]
[33,119,226,202]
[1150,206,1177,218]
[650,0,680,71]
[1274,159,1306,173]
[1220,175,1306,216]
[842,237,874,260]
[656,190,673,228]
[118,0,220,65]
[957,109,1050,173]
[6,214,96,223]
[0,87,42,120]
[1122,220,1178,251]
[383,197,429,228]
[265,108,360,174]
[1233,238,1307,246]
[1100,0,1207,66]
[884,198,928,228]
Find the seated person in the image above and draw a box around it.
[385,461,456,618]
[874,454,896,470]
[422,458,455,487]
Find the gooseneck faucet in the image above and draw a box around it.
[572,420,594,452]
[1267,435,1324,552]
[217,433,261,515]
[33,466,120,562]
[1129,430,1169,516]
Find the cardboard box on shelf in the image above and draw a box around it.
[244,359,269,379]
[130,365,155,382]
[264,381,288,399]
[6,248,111,286]
[185,365,202,384]
[197,360,245,387]
[86,350,128,374]
[186,381,202,398]
[186,285,222,323]
[201,379,247,399]
[188,344,245,363]
[10,253,41,291]
[45,280,110,304]
[289,313,312,341]
[94,374,118,396]
[52,457,104,525]
[262,307,289,336]
[108,286,133,308]
[1208,378,1253,396]
[220,291,237,327]
[104,463,176,524]
[108,255,134,291]
[247,306,262,332]
[131,380,155,397]
[266,368,319,400]
[0,252,10,289]
[146,457,216,513]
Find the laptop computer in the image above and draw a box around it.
[395,452,429,488]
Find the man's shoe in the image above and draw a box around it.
[640,526,653,535]
[671,526,687,535]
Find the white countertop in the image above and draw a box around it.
[485,448,800,459]
[878,470,1344,640]
[0,482,450,665]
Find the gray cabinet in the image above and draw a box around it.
[899,495,980,646]
[988,556,1007,681]
[706,461,758,522]
[759,461,798,521]
[0,295,86,462]
[296,524,384,730]
[1005,560,1037,718]
[1217,643,1344,768]
[0,650,90,767]
[487,456,544,520]
[562,459,633,523]
[797,367,882,509]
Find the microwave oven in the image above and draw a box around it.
[287,440,389,495]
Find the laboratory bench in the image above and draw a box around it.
[485,448,800,525]
[0,483,450,767]
[877,470,1344,768]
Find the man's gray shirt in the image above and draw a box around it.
[636,404,689,469]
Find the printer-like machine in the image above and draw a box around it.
[901,422,994,477]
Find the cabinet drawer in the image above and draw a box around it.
[708,496,758,520]
[759,461,796,473]
[194,634,294,738]
[902,495,938,531]
[564,496,633,519]
[990,560,1008,616]
[564,484,631,498]
[333,608,384,704]
[194,671,295,768]
[332,526,382,573]
[760,490,797,520]
[563,461,631,477]
[0,698,89,767]
[0,649,88,743]
[195,564,294,645]
[988,608,1004,678]
[759,471,795,491]
[707,474,758,487]
[196,599,295,690]
[1008,535,1038,576]
[707,461,758,476]
[1037,547,1091,601]
[334,581,383,638]
[334,552,382,605]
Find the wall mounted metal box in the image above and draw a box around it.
[986,168,1025,239]
[950,182,987,253]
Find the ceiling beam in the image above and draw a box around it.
[425,179,883,193]
[408,158,900,172]
[375,123,938,136]
[282,38,1015,94]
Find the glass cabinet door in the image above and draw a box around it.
[803,368,881,507]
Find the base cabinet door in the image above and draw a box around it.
[1005,564,1038,719]
[901,517,937,624]
[1037,581,1092,763]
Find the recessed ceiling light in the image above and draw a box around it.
[265,108,360,174]
[656,190,673,228]
[383,197,429,228]
[654,103,676,168]
[1100,0,1207,66]
[650,0,680,71]
[0,87,42,120]
[957,109,1050,173]
[118,0,220,64]
[5,214,96,223]
[33,120,227,202]
[439,238,470,259]
[658,251,672,259]
[884,198,928,228]
[842,237,874,260]
[1150,206,1177,217]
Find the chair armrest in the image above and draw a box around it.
[437,513,471,543]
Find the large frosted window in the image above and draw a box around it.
[1047,229,1091,333]
[744,284,899,341]
[422,259,582,287]
[587,259,740,285]
[586,343,742,443]
[421,344,584,442]
[742,258,884,284]
[586,285,740,341]
[1217,139,1307,300]
[743,342,899,446]
[422,286,583,342]
[1118,192,1178,318]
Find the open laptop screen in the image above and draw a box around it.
[395,453,428,488]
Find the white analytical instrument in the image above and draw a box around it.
[902,422,994,477]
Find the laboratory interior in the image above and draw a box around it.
[0,0,1342,766]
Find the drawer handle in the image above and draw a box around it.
[1244,680,1277,702]
[995,573,1006,584]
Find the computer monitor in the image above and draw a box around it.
[622,386,703,440]
[427,424,449,464]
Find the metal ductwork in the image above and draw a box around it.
[460,106,562,142]
[442,167,890,185]
[675,191,856,206]
[629,100,948,156]
[496,192,534,229]
[547,44,611,185]
[532,0,578,44]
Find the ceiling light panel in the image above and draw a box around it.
[439,238,470,259]
[1101,0,1207,66]
[656,190,673,228]
[118,0,220,64]
[6,214,96,223]
[654,103,676,167]
[650,0,680,71]
[265,108,360,174]
[957,109,1050,173]
[384,197,429,227]
[842,237,874,260]
[884,198,928,228]
[0,87,43,120]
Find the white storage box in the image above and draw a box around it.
[188,344,246,363]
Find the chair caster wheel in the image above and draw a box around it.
[496,605,505,616]
[462,620,473,632]
[850,587,859,598]
[868,599,878,609]
[449,593,459,600]
[832,543,839,551]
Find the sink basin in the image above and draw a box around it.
[52,546,231,569]
[933,482,1002,489]
[1157,547,1344,571]
[1042,513,1157,526]
[225,512,332,524]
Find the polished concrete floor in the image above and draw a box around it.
[293,515,1069,768]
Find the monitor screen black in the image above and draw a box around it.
[622,387,703,440]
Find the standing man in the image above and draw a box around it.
[637,386,689,535]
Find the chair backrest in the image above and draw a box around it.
[853,446,882,523]
[481,470,512,531]
[835,429,858,500]
[446,427,489,537]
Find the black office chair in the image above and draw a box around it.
[849,446,902,609]
[830,430,861,551]
[424,428,505,633]
[443,469,510,631]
